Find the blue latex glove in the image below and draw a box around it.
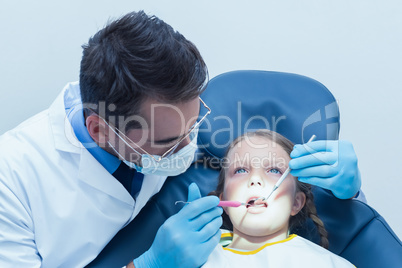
[134,183,223,268]
[289,140,361,199]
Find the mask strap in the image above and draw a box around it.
[107,141,126,161]
[99,116,143,157]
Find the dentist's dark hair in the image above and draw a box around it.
[209,129,329,249]
[79,10,208,131]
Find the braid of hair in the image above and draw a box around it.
[304,189,329,249]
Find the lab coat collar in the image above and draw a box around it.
[49,82,82,154]
[79,148,135,206]
[64,84,120,174]
[48,82,133,205]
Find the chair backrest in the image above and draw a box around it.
[87,70,402,268]
[197,70,340,160]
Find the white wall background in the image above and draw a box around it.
[1,0,401,239]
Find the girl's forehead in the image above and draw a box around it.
[231,137,281,153]
[228,137,290,161]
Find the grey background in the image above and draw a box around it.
[1,0,401,238]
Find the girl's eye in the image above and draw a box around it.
[268,168,281,174]
[234,168,248,174]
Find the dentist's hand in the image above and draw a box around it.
[134,183,223,268]
[289,140,361,199]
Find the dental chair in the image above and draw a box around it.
[87,70,402,268]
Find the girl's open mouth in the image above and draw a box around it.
[246,197,268,208]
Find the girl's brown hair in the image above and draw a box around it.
[210,130,329,249]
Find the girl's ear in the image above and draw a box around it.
[290,192,306,216]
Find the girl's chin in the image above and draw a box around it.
[247,205,267,214]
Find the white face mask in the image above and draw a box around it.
[108,128,198,177]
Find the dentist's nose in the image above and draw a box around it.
[248,174,265,188]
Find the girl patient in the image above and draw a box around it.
[202,130,354,267]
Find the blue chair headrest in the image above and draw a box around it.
[198,70,340,158]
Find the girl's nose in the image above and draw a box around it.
[248,174,265,188]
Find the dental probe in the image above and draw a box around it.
[255,134,317,205]
[218,201,246,207]
[175,200,246,207]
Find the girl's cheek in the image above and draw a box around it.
[223,180,242,200]
[222,184,234,200]
[276,180,298,200]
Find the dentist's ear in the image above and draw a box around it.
[290,192,306,216]
[86,115,109,145]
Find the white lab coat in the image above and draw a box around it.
[0,83,168,267]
